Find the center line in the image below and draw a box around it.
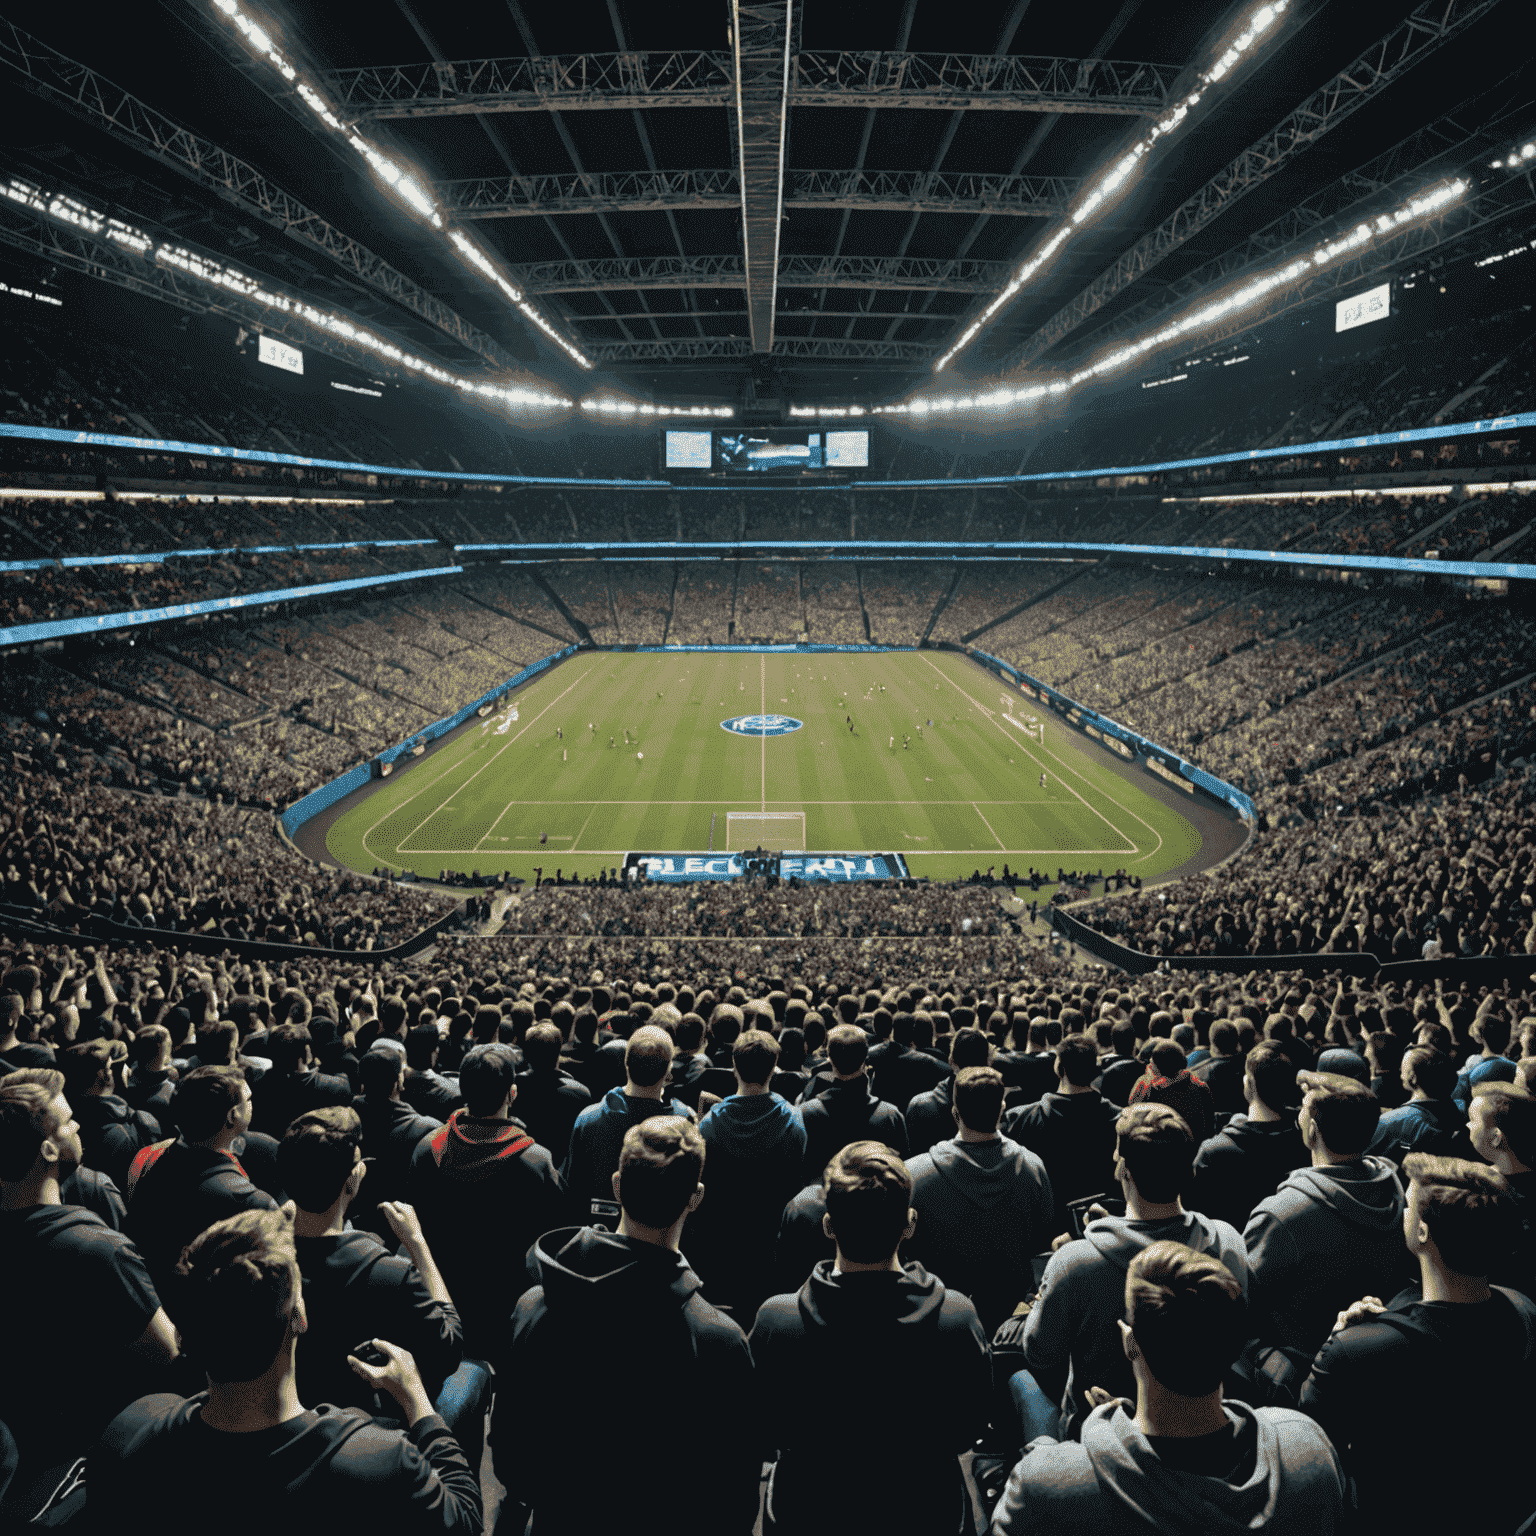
[760,652,767,813]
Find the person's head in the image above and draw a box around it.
[267,1024,314,1076]
[1365,1030,1404,1079]
[1298,1071,1380,1159]
[176,1065,253,1143]
[948,1027,991,1070]
[612,1117,705,1235]
[1056,1033,1099,1088]
[732,1028,780,1087]
[1243,1043,1297,1114]
[1146,1040,1186,1082]
[472,1005,503,1044]
[278,1106,365,1215]
[1121,1241,1247,1398]
[821,1141,915,1265]
[1401,1154,1512,1277]
[1469,1085,1536,1173]
[826,1023,869,1077]
[458,1043,519,1117]
[953,1066,1005,1135]
[359,1047,406,1100]
[58,1039,115,1100]
[1115,1103,1194,1206]
[522,1021,563,1073]
[1473,1014,1513,1057]
[675,1012,706,1054]
[0,1071,79,1187]
[405,1023,441,1071]
[624,1025,675,1089]
[1402,1046,1458,1100]
[1208,1019,1238,1058]
[176,1207,304,1382]
[131,1023,173,1075]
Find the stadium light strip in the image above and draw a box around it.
[581,397,734,420]
[793,177,1469,421]
[932,0,1290,374]
[2,174,570,413]
[1167,480,1536,502]
[208,0,593,370]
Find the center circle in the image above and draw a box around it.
[720,714,805,737]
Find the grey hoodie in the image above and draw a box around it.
[1023,1210,1248,1433]
[1242,1157,1408,1358]
[905,1136,1054,1333]
[990,1400,1343,1536]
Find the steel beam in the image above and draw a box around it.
[0,192,470,393]
[438,164,1077,219]
[323,49,1176,120]
[1064,100,1529,364]
[1068,175,1536,388]
[997,0,1508,370]
[581,334,939,363]
[0,17,523,375]
[731,1,794,353]
[512,252,1008,293]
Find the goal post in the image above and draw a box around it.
[725,811,806,851]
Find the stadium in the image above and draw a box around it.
[2,0,1536,1529]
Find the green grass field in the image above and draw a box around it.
[325,649,1201,884]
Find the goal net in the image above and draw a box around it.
[725,811,806,851]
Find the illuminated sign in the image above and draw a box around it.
[258,334,304,374]
[624,852,908,883]
[1335,282,1391,334]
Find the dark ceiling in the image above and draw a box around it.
[3,0,1531,410]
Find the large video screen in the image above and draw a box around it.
[661,429,871,472]
[825,430,869,467]
[664,430,712,469]
[1335,282,1390,334]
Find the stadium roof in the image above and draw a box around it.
[1,0,1531,413]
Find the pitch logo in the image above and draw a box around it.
[720,714,804,737]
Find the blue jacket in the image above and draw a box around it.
[560,1088,691,1219]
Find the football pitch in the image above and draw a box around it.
[325,649,1202,884]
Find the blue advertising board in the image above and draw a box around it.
[624,852,909,883]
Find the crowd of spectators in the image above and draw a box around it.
[0,735,447,950]
[5,928,1536,1531]
[1077,759,1536,962]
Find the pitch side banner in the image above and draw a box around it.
[624,852,909,883]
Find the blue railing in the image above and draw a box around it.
[279,645,579,838]
[4,405,1532,492]
[967,647,1255,820]
[0,564,463,649]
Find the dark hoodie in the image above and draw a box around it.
[1300,1284,1536,1533]
[1242,1157,1409,1359]
[1189,1114,1309,1233]
[1004,1089,1120,1228]
[350,1094,441,1235]
[903,1074,958,1158]
[906,1135,1055,1333]
[796,1075,908,1182]
[750,1260,989,1535]
[406,1109,569,1355]
[990,1400,1343,1536]
[86,1393,481,1536]
[559,1087,692,1220]
[498,1226,760,1535]
[1024,1210,1249,1436]
[75,1092,162,1188]
[691,1092,808,1316]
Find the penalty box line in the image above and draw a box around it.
[922,654,1145,857]
[389,668,594,857]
